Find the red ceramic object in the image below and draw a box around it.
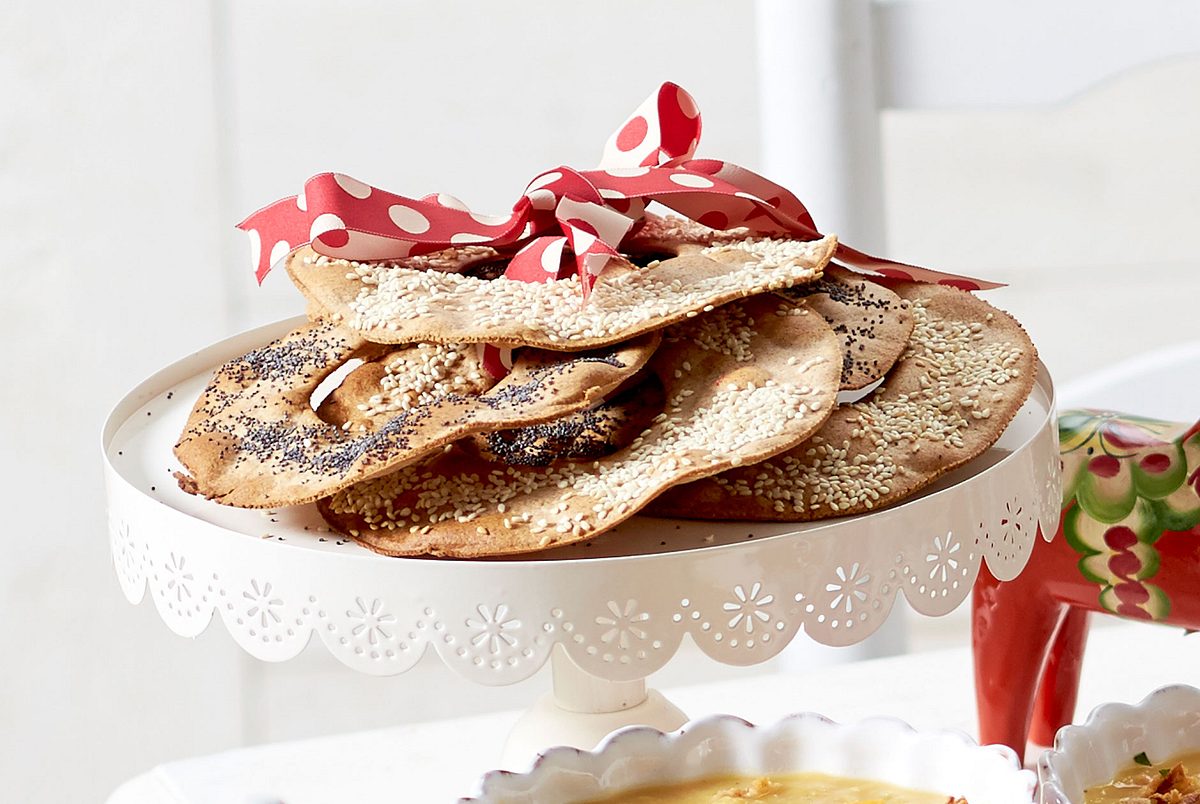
[973,410,1200,754]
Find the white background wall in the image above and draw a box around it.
[2,2,1198,802]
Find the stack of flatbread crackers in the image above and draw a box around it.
[175,216,1036,557]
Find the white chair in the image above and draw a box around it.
[754,0,1200,666]
[754,0,1200,254]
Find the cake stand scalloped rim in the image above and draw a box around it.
[103,316,1061,685]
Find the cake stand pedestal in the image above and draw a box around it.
[103,317,1061,767]
[503,650,688,766]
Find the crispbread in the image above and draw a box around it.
[646,283,1036,521]
[174,320,658,508]
[317,341,495,429]
[461,270,912,466]
[623,213,750,253]
[470,372,666,466]
[285,232,836,351]
[630,219,915,390]
[318,293,843,556]
[784,266,914,390]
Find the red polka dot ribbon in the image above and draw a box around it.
[238,82,999,375]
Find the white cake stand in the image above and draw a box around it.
[103,317,1061,766]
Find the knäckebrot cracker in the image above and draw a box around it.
[469,372,666,467]
[318,293,843,556]
[785,266,915,390]
[174,320,658,507]
[285,232,836,351]
[646,283,1036,521]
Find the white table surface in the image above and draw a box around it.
[107,622,1200,804]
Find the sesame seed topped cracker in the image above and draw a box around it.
[173,320,658,508]
[316,341,494,427]
[624,213,751,252]
[285,231,836,351]
[646,283,1036,521]
[317,293,844,557]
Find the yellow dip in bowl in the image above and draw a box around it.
[1083,750,1200,803]
[1039,687,1200,804]
[583,772,962,803]
[464,714,1033,803]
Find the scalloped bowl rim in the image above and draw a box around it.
[1039,684,1200,803]
[462,712,1036,803]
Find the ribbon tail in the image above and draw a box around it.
[650,187,1002,291]
[833,243,1005,291]
[679,159,817,231]
[646,186,820,241]
[683,160,1002,289]
[576,247,623,300]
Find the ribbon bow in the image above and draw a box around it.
[239,82,997,298]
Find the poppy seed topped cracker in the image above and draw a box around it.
[318,293,843,557]
[285,232,836,351]
[469,372,667,467]
[174,320,659,508]
[784,266,915,390]
[646,283,1036,521]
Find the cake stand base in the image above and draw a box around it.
[499,649,688,769]
[501,692,687,770]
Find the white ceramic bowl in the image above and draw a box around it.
[1039,685,1200,803]
[462,713,1036,803]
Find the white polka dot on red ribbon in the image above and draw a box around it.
[238,83,1000,376]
